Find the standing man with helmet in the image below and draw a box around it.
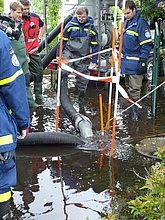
[121,0,153,121]
[56,6,99,111]
[0,29,30,219]
[19,0,46,105]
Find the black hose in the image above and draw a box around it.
[39,13,74,70]
[17,132,84,147]
[60,76,94,138]
[42,44,58,70]
[60,76,79,124]
[38,14,73,53]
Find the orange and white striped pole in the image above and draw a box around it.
[107,0,118,131]
[99,94,104,136]
[118,1,125,73]
[110,0,126,157]
[55,20,64,132]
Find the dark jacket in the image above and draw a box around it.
[121,10,153,75]
[56,16,99,63]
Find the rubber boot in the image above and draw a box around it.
[30,73,34,84]
[130,105,139,122]
[34,82,43,105]
[54,79,58,93]
[0,200,11,220]
[26,87,39,108]
[130,99,139,122]
[78,91,85,113]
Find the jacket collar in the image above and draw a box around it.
[124,10,141,30]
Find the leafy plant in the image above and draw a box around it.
[0,0,3,12]
[31,0,62,50]
[101,214,118,220]
[128,146,165,220]
[140,0,164,20]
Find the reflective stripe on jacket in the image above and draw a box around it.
[0,191,11,203]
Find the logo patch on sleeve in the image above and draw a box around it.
[145,31,151,38]
[12,54,20,66]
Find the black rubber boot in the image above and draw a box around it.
[0,200,11,220]
[54,79,58,93]
[34,82,43,104]
[130,105,139,122]
[78,91,85,112]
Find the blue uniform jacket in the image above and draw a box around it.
[0,30,30,153]
[121,10,153,75]
[56,16,99,63]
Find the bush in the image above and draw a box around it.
[128,146,165,219]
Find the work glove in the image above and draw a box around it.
[138,59,147,75]
[17,128,29,139]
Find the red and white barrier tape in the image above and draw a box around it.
[61,63,142,109]
[62,48,112,64]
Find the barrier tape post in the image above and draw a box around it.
[99,94,104,136]
[107,0,118,131]
[110,0,126,157]
[56,20,64,132]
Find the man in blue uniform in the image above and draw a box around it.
[0,30,30,219]
[56,6,99,111]
[121,0,153,121]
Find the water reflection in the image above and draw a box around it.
[11,75,165,219]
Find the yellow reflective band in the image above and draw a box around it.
[0,134,13,146]
[140,39,152,45]
[0,191,11,203]
[84,28,89,32]
[0,69,23,86]
[63,37,69,41]
[84,28,96,35]
[67,26,80,32]
[90,30,96,35]
[91,41,98,45]
[126,30,138,36]
[126,56,139,61]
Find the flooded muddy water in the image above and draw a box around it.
[12,74,165,219]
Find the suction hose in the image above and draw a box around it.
[39,10,75,69]
[17,131,84,146]
[60,76,94,138]
[38,12,74,53]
